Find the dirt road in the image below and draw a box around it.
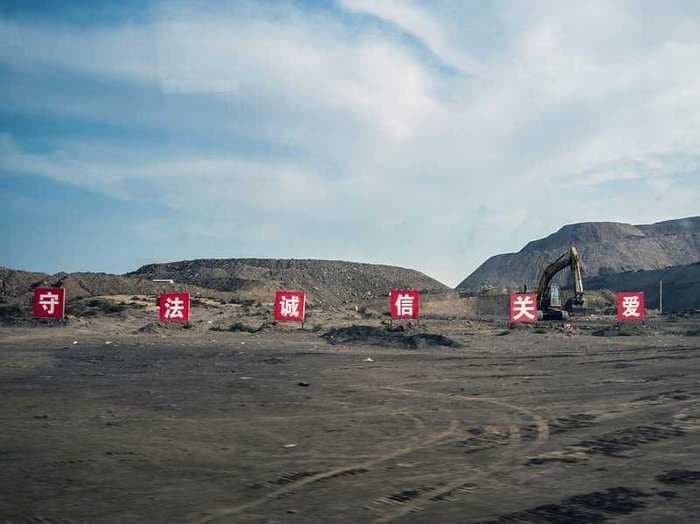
[1,321,699,523]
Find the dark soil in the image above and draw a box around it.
[321,325,460,348]
[210,321,270,333]
[656,470,700,485]
[479,487,651,523]
[592,324,648,337]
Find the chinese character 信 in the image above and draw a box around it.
[395,293,415,316]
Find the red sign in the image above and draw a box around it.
[510,292,538,323]
[390,289,420,320]
[33,287,66,319]
[274,290,306,322]
[159,292,190,323]
[616,291,645,321]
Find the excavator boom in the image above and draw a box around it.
[535,246,585,318]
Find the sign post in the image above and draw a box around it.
[33,287,66,320]
[159,292,191,323]
[390,289,420,323]
[510,292,538,324]
[616,291,645,321]
[274,290,306,327]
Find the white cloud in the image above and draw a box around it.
[0,18,159,82]
[1,1,699,284]
[339,0,483,75]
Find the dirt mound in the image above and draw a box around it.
[321,325,459,348]
[0,268,235,304]
[1,259,447,311]
[129,258,448,307]
[458,216,700,291]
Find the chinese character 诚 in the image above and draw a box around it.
[279,295,300,318]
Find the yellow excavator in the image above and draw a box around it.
[535,246,585,320]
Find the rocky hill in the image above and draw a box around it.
[1,259,448,309]
[0,267,212,301]
[0,267,50,298]
[458,216,700,291]
[129,258,448,307]
[585,261,700,313]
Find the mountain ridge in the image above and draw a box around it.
[458,216,700,290]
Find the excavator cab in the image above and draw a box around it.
[548,284,561,308]
[536,246,585,321]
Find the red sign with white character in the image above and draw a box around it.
[159,292,190,323]
[274,290,306,322]
[616,291,645,321]
[33,287,66,319]
[510,292,538,323]
[390,289,420,320]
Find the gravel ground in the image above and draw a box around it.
[1,315,699,523]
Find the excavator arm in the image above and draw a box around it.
[536,246,584,312]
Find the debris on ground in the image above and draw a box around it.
[210,321,269,333]
[560,323,574,335]
[592,324,648,337]
[321,325,460,349]
[363,357,375,362]
[297,381,310,387]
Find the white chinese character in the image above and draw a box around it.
[164,296,185,319]
[39,292,60,315]
[280,295,300,318]
[621,296,641,318]
[395,293,415,317]
[512,295,536,321]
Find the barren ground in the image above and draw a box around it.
[1,310,699,523]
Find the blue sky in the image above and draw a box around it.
[1,0,699,285]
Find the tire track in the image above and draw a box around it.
[370,386,551,523]
[189,383,551,524]
[189,419,460,524]
[375,391,700,523]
